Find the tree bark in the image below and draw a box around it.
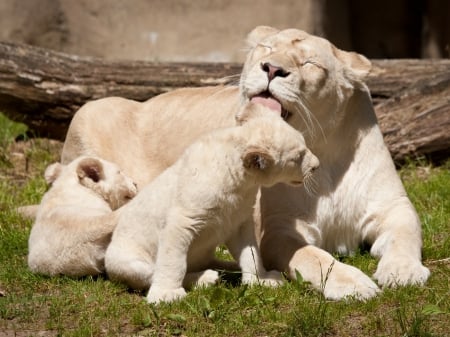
[375,69,450,163]
[0,42,449,162]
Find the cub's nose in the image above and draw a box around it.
[261,62,290,81]
[308,152,320,172]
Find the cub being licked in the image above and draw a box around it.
[28,156,137,277]
[105,104,319,304]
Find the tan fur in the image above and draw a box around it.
[105,107,319,303]
[62,26,429,299]
[28,156,137,277]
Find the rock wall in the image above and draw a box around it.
[0,0,448,61]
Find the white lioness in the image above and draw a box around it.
[28,156,137,277]
[105,104,319,304]
[62,26,429,299]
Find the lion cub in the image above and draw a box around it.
[105,103,319,304]
[28,156,137,277]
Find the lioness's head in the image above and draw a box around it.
[239,26,371,141]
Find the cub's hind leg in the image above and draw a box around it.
[227,219,283,287]
[105,241,154,290]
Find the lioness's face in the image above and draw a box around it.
[239,26,371,140]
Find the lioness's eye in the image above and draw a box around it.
[258,43,270,48]
[302,60,324,70]
[257,43,272,51]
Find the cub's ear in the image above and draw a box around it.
[246,26,279,47]
[235,102,258,125]
[235,102,275,125]
[76,157,104,183]
[243,148,274,170]
[44,162,63,184]
[332,45,372,79]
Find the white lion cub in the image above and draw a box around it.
[28,156,137,277]
[105,103,319,304]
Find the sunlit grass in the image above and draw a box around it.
[0,113,448,336]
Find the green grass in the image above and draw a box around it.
[0,113,27,170]
[0,113,449,336]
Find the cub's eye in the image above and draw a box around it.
[296,149,306,160]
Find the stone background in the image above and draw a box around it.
[0,0,449,62]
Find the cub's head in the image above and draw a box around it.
[239,103,319,188]
[239,26,372,140]
[45,156,137,210]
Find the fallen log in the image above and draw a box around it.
[376,72,450,163]
[0,41,449,163]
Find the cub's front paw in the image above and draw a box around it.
[196,269,220,286]
[242,270,284,287]
[147,286,187,304]
[258,270,284,287]
[374,255,430,287]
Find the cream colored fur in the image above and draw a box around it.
[28,156,137,277]
[62,26,429,300]
[105,105,319,304]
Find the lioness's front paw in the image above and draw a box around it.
[147,286,187,304]
[374,255,430,287]
[320,261,380,301]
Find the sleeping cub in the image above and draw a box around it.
[28,156,137,277]
[105,103,319,304]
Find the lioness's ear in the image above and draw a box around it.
[77,158,104,183]
[44,162,63,184]
[246,26,279,47]
[243,148,274,170]
[332,46,372,79]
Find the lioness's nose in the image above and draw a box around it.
[261,62,290,81]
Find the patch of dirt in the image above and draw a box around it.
[1,138,63,183]
[0,330,57,337]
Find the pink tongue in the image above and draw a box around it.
[250,95,282,114]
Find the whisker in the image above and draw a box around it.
[293,103,315,138]
[304,174,319,196]
[220,73,241,86]
[278,86,315,137]
[298,96,318,138]
[298,93,327,143]
[205,73,241,87]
